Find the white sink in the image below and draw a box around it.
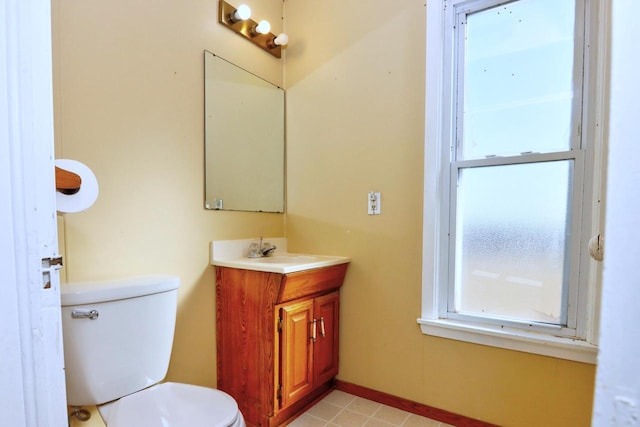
[210,239,350,274]
[248,255,322,264]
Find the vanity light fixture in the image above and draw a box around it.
[252,20,271,36]
[268,33,288,49]
[218,0,288,58]
[228,3,251,23]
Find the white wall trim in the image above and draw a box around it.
[418,318,597,364]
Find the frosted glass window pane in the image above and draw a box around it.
[454,161,572,325]
[461,0,576,159]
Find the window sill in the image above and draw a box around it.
[417,317,597,364]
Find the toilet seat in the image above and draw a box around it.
[99,382,245,427]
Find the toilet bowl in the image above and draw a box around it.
[97,382,244,427]
[60,275,245,427]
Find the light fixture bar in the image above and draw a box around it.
[218,0,282,58]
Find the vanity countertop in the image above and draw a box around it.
[212,253,350,274]
[210,238,350,274]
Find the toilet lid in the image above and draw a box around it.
[102,382,240,427]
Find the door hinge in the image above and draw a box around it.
[277,384,282,400]
[277,317,283,332]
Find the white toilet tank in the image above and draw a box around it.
[61,275,180,406]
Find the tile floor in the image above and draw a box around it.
[287,390,455,427]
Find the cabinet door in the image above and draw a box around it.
[279,299,314,408]
[313,291,340,386]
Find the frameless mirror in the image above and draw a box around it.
[204,51,285,212]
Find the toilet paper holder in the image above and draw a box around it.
[55,166,82,195]
[54,159,99,213]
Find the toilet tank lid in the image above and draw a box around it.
[61,275,180,306]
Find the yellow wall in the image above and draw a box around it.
[54,0,596,426]
[51,0,285,390]
[284,1,595,426]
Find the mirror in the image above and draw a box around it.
[204,51,285,212]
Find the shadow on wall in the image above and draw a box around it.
[285,213,426,399]
[284,1,425,87]
[165,266,218,388]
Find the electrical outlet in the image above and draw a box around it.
[368,192,381,215]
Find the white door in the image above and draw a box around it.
[0,1,68,426]
[592,0,640,425]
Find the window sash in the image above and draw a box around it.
[441,0,588,336]
[454,0,587,156]
[454,0,587,157]
[446,151,585,337]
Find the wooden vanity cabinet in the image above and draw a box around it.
[278,291,339,409]
[215,263,348,427]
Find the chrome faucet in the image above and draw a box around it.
[261,244,277,256]
[248,237,277,258]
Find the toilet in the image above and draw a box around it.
[60,275,245,427]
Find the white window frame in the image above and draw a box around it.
[418,0,608,364]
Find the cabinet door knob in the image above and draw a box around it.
[311,318,317,342]
[319,317,326,337]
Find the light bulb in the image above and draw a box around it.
[232,4,251,21]
[273,33,288,46]
[254,20,271,35]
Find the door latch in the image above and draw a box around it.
[41,256,63,289]
[42,256,63,269]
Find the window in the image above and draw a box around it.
[419,0,605,363]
